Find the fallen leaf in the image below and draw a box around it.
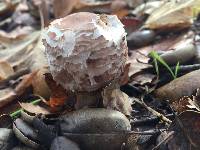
[186,88,200,112]
[136,32,187,55]
[19,102,50,115]
[0,88,16,108]
[53,0,111,18]
[0,31,50,98]
[44,73,68,108]
[112,9,129,19]
[32,68,50,99]
[127,50,155,90]
[126,0,145,8]
[0,61,14,80]
[187,98,200,112]
[131,1,165,17]
[171,96,191,113]
[0,0,20,16]
[121,17,141,34]
[111,0,128,12]
[53,0,79,17]
[192,88,200,109]
[128,51,151,77]
[143,0,200,31]
[0,31,40,68]
[0,26,34,46]
[130,72,156,86]
[15,71,38,95]
[0,71,38,108]
[168,111,200,149]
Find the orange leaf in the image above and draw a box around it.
[45,73,68,108]
[49,97,66,108]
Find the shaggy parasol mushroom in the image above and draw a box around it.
[42,12,131,114]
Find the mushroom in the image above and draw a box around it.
[42,12,130,113]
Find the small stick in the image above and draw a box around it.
[129,129,164,135]
[130,114,174,126]
[132,98,172,125]
[152,131,174,150]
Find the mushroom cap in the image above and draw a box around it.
[42,12,128,92]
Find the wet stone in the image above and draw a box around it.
[59,108,131,134]
[50,136,80,150]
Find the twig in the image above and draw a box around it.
[132,98,172,125]
[129,129,164,135]
[130,114,174,126]
[38,2,45,29]
[152,131,174,150]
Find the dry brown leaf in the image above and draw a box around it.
[187,89,200,112]
[171,96,191,113]
[0,88,16,108]
[130,72,156,86]
[192,88,200,109]
[0,72,37,107]
[32,68,50,99]
[53,0,78,18]
[143,0,200,31]
[0,71,38,108]
[132,1,165,17]
[19,102,50,115]
[0,31,40,68]
[128,51,151,77]
[0,61,14,80]
[112,9,129,19]
[53,0,111,18]
[136,33,186,55]
[0,31,50,98]
[187,98,200,112]
[111,0,129,18]
[111,0,128,12]
[0,26,34,43]
[126,0,145,8]
[44,73,68,108]
[0,0,20,16]
[168,111,200,149]
[15,71,38,95]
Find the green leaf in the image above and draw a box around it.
[149,51,176,79]
[10,99,41,118]
[174,61,180,78]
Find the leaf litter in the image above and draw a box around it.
[0,0,200,150]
